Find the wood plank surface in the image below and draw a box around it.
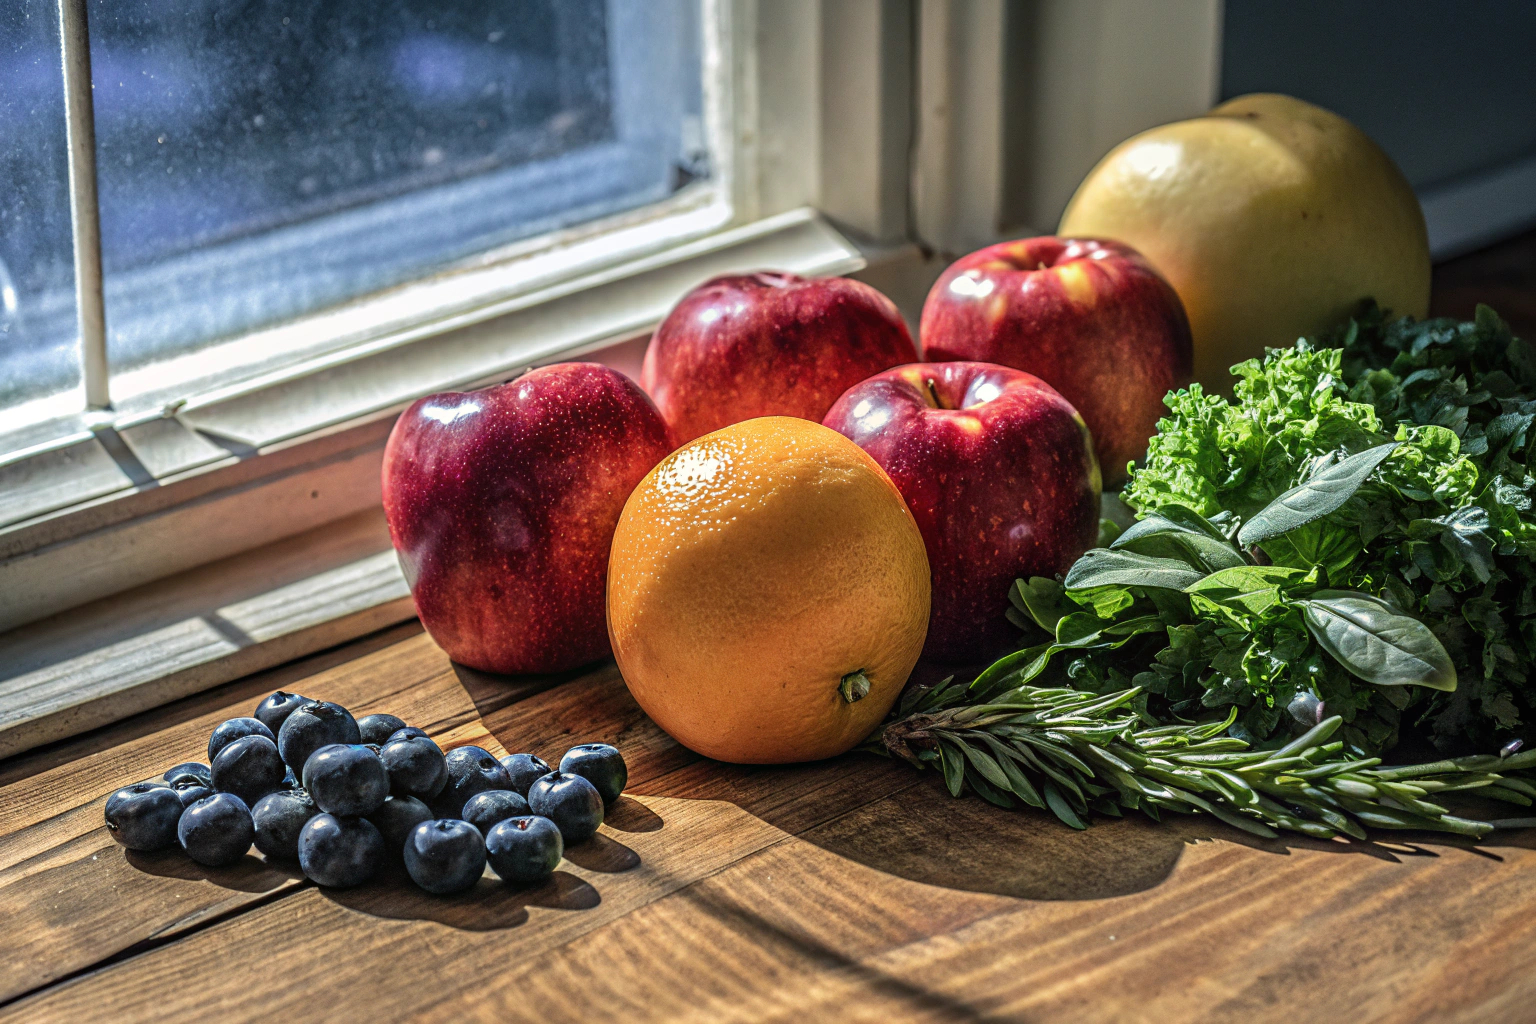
[3,624,1536,1023]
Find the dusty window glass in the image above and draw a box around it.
[0,1,79,421]
[4,0,706,413]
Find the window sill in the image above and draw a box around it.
[0,509,413,760]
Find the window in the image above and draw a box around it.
[2,0,715,456]
[1,3,79,422]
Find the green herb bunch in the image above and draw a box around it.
[875,673,1536,840]
[1115,303,1536,753]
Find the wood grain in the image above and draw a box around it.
[5,626,1536,1022]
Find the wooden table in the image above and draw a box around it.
[4,620,1535,1023]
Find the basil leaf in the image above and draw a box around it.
[1185,565,1306,595]
[1073,585,1135,620]
[1185,564,1304,623]
[1112,507,1247,573]
[1101,614,1167,638]
[1237,441,1399,546]
[1010,577,1071,634]
[1063,548,1208,593]
[1300,590,1457,691]
[1056,611,1107,646]
[1406,506,1496,584]
[1259,520,1362,579]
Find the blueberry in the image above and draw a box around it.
[281,767,301,790]
[388,726,430,743]
[356,713,407,746]
[403,819,486,895]
[559,744,628,805]
[498,753,552,797]
[178,793,255,866]
[527,772,604,844]
[171,779,214,808]
[104,782,182,850]
[379,733,448,799]
[485,815,563,885]
[211,734,287,805]
[462,790,531,837]
[251,789,317,861]
[297,813,384,888]
[302,744,389,817]
[277,701,360,771]
[207,717,274,762]
[254,690,310,733]
[367,795,434,855]
[164,762,211,788]
[436,745,511,817]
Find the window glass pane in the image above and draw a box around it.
[89,0,709,395]
[0,2,79,419]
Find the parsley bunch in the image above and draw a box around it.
[1107,303,1536,754]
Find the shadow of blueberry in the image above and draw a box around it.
[602,796,663,833]
[316,864,597,930]
[124,845,301,892]
[560,832,640,873]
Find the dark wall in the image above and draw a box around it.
[1221,1,1536,191]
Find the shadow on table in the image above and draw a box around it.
[319,863,599,931]
[630,744,1536,903]
[122,824,641,930]
[126,846,302,892]
[313,830,639,930]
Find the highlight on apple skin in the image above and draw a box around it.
[382,362,673,675]
[823,361,1102,662]
[919,237,1192,485]
[641,271,919,446]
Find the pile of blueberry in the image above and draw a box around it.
[103,690,628,895]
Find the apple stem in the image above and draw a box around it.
[925,378,943,410]
[839,670,871,704]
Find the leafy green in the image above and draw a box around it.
[1237,442,1399,545]
[1114,302,1536,752]
[1300,591,1457,691]
[1063,548,1208,592]
[1003,500,1450,755]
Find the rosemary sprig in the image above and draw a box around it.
[874,677,1536,840]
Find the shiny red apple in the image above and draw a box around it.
[641,271,918,445]
[823,361,1100,661]
[919,237,1192,484]
[382,363,672,675]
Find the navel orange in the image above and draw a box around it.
[607,416,930,764]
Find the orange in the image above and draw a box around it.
[607,416,930,764]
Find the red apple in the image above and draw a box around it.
[382,363,672,675]
[919,237,1192,484]
[823,361,1100,661]
[641,272,918,445]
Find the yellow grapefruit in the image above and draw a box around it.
[1059,93,1430,390]
[606,416,930,763]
